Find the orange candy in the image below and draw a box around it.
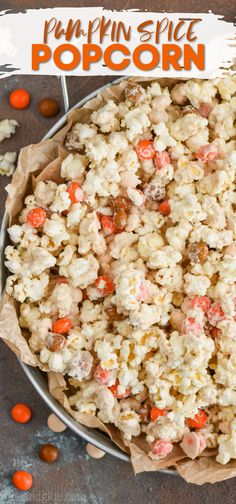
[95,275,115,296]
[52,317,72,334]
[9,89,30,109]
[12,470,33,491]
[26,207,46,228]
[94,365,111,385]
[150,407,167,422]
[101,215,116,236]
[136,139,156,160]
[68,181,84,203]
[11,403,32,424]
[186,410,208,429]
[109,381,130,399]
[159,200,171,216]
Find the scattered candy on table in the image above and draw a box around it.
[86,443,105,459]
[38,98,60,117]
[9,89,30,109]
[11,403,32,424]
[39,444,59,463]
[47,413,67,433]
[12,470,33,491]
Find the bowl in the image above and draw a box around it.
[0,77,176,471]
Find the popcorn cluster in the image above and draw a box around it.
[0,118,19,176]
[5,76,236,465]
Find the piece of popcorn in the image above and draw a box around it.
[153,122,176,151]
[83,159,120,199]
[66,203,87,228]
[0,118,19,142]
[209,100,236,140]
[138,233,164,261]
[156,265,183,291]
[0,151,17,176]
[61,254,99,289]
[78,212,106,256]
[85,134,116,164]
[190,224,233,250]
[166,220,192,251]
[65,122,97,150]
[50,184,71,213]
[122,104,151,141]
[34,180,57,207]
[110,232,138,260]
[171,79,217,108]
[170,194,206,224]
[147,246,182,269]
[43,214,70,246]
[61,153,88,180]
[91,100,119,133]
[170,114,208,142]
[174,159,204,184]
[197,170,234,196]
[217,433,236,465]
[127,188,145,207]
[109,131,129,153]
[184,273,211,296]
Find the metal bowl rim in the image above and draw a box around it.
[0,75,176,472]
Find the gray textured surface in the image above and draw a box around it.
[0,0,236,501]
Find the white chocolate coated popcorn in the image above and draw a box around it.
[5,77,236,466]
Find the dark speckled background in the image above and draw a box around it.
[0,1,236,502]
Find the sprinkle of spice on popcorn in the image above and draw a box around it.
[5,75,236,466]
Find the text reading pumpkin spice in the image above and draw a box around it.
[32,16,205,72]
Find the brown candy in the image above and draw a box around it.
[109,196,132,212]
[39,444,58,463]
[106,304,125,321]
[188,241,208,263]
[113,209,127,230]
[38,98,60,118]
[47,334,66,353]
[139,403,150,424]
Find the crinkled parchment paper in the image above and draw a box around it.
[0,76,235,484]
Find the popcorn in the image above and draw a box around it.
[78,212,106,255]
[0,118,19,142]
[91,100,119,133]
[184,273,211,296]
[190,224,233,250]
[61,153,88,180]
[34,181,57,207]
[122,104,151,141]
[50,184,71,213]
[5,76,236,466]
[147,246,182,269]
[65,122,97,150]
[127,188,146,207]
[166,220,192,251]
[66,203,86,228]
[0,151,17,176]
[43,214,70,246]
[170,195,206,223]
[153,122,176,151]
[62,254,99,289]
[170,114,208,142]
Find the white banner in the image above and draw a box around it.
[0,7,235,79]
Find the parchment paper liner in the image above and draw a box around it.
[0,76,235,484]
